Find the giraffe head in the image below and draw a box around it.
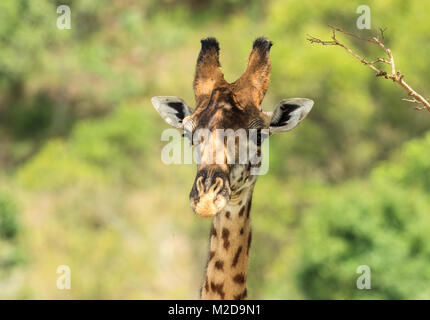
[152,37,313,218]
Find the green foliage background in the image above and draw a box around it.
[0,0,429,299]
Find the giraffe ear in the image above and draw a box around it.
[265,98,313,134]
[151,96,193,129]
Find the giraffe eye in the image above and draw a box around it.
[182,119,196,145]
[182,129,194,146]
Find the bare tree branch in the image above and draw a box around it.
[307,26,430,113]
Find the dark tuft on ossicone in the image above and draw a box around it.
[252,37,273,52]
[200,37,220,53]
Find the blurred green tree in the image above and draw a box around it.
[273,131,430,299]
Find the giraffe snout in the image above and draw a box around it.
[190,170,231,218]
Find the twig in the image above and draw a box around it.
[307,26,430,113]
[403,98,430,104]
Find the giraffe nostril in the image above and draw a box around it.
[196,176,205,195]
[210,177,224,194]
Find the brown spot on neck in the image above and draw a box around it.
[209,251,215,262]
[211,224,217,237]
[231,246,242,267]
[234,288,247,300]
[247,231,252,255]
[233,273,246,284]
[210,281,225,299]
[222,228,230,250]
[215,260,224,270]
[205,276,209,292]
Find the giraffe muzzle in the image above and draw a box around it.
[190,174,231,218]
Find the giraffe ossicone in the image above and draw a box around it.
[152,37,313,299]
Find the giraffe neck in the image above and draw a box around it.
[201,187,254,300]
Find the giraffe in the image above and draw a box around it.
[152,37,313,299]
